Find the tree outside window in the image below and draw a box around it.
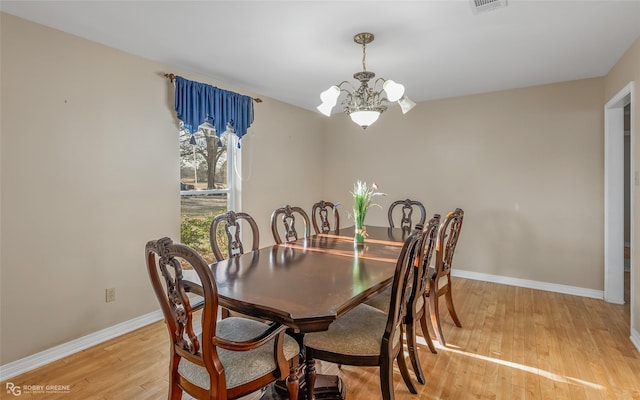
[180,128,232,262]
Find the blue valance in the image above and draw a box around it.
[174,76,254,143]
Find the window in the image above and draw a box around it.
[179,127,235,262]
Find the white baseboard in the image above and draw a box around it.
[0,310,163,381]
[451,269,604,299]
[631,327,640,353]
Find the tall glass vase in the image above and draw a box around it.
[354,212,366,245]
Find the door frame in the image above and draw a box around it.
[604,82,634,310]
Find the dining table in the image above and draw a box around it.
[210,225,410,399]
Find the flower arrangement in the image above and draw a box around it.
[350,180,384,244]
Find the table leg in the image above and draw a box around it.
[269,372,345,400]
[270,338,345,400]
[306,352,316,399]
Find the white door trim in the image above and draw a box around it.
[604,82,634,308]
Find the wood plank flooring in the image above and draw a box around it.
[2,278,639,399]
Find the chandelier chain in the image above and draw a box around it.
[361,42,367,72]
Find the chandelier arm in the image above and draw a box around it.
[336,80,357,92]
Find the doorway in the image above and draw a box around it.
[604,82,634,323]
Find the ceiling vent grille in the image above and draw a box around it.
[470,0,508,14]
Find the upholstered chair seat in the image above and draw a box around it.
[304,304,400,357]
[178,317,299,390]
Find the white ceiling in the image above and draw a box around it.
[2,1,639,112]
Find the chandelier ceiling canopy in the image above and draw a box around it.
[317,32,415,129]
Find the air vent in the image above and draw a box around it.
[470,0,507,14]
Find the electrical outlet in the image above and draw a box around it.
[106,288,116,303]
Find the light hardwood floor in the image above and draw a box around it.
[2,278,639,399]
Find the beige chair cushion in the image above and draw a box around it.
[178,317,299,390]
[304,304,400,357]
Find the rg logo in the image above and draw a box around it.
[5,382,21,396]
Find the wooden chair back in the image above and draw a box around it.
[270,205,311,244]
[388,199,426,231]
[429,208,465,346]
[209,211,259,261]
[146,237,220,398]
[311,200,340,234]
[383,230,423,357]
[411,214,441,302]
[435,208,464,276]
[404,215,441,383]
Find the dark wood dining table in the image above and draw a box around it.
[211,225,409,399]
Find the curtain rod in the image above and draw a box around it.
[164,73,262,103]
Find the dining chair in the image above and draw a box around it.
[364,215,441,385]
[388,199,426,231]
[209,211,260,261]
[311,200,340,234]
[270,205,311,244]
[303,231,423,400]
[145,237,300,400]
[429,208,464,347]
[209,210,260,319]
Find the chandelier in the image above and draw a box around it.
[317,32,416,129]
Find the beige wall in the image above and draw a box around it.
[322,78,605,290]
[0,13,324,364]
[605,36,640,335]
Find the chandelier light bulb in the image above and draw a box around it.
[383,80,405,102]
[320,86,340,104]
[398,95,416,114]
[316,86,340,116]
[317,102,335,117]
